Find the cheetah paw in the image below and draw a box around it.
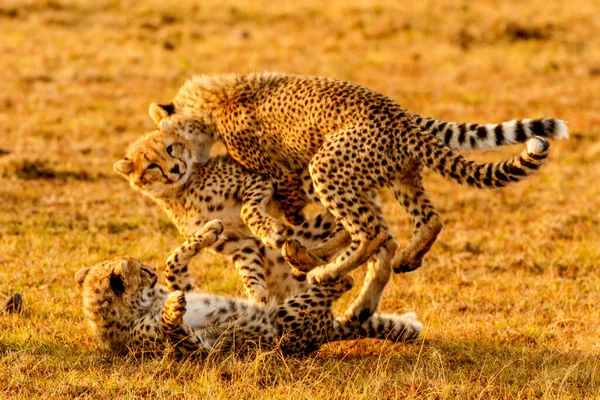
[391,251,424,274]
[193,220,224,248]
[344,303,376,323]
[164,291,187,327]
[200,220,224,235]
[201,219,223,241]
[282,239,324,271]
[306,267,336,285]
[248,287,270,305]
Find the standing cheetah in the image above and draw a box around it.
[75,221,423,355]
[148,72,568,287]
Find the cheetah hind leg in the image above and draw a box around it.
[344,237,397,322]
[390,173,443,273]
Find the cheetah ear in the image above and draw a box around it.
[149,102,174,124]
[158,119,173,134]
[75,267,91,287]
[110,260,128,296]
[113,159,134,177]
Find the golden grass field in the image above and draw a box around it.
[1,0,599,398]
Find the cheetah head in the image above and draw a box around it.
[149,102,217,160]
[113,129,196,198]
[75,257,159,350]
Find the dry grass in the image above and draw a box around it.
[1,0,599,398]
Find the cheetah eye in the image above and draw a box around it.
[147,163,159,170]
[166,145,173,155]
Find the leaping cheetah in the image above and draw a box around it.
[147,72,568,289]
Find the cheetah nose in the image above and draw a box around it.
[170,164,180,174]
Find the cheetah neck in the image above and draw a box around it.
[172,74,244,138]
[172,73,288,139]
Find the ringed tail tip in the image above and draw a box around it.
[554,119,570,140]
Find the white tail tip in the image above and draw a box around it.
[554,119,570,140]
[527,137,549,154]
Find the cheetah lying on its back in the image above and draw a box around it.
[114,129,393,319]
[75,221,423,355]
[148,73,568,292]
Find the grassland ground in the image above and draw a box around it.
[1,0,599,398]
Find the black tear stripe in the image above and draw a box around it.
[495,124,504,145]
[515,120,526,142]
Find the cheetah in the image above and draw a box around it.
[148,72,568,288]
[75,220,423,355]
[114,129,392,319]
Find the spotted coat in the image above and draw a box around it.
[75,221,423,355]
[148,72,568,310]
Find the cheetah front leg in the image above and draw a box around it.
[390,168,443,273]
[241,174,289,249]
[165,220,224,292]
[224,128,307,225]
[213,237,269,303]
[344,235,397,321]
[304,128,390,284]
[161,291,210,353]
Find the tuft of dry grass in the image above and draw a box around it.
[1,0,599,398]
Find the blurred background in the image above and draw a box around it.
[0,0,599,397]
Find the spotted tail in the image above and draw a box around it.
[411,113,569,151]
[330,312,423,342]
[410,123,556,189]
